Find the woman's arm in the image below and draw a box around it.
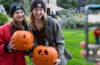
[53,19,65,60]
[0,28,9,55]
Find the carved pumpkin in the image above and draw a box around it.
[32,45,58,65]
[12,30,34,50]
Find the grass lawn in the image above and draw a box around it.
[25,29,94,65]
[88,30,95,44]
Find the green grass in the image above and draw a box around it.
[88,30,95,44]
[26,56,32,65]
[25,29,94,65]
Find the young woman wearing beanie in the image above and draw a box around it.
[0,3,28,65]
[28,0,72,65]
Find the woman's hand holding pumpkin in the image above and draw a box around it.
[7,38,16,52]
[54,59,61,65]
[31,58,35,65]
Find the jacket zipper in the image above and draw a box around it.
[14,51,16,65]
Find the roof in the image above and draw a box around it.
[85,4,100,9]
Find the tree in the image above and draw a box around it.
[57,0,77,9]
[0,0,20,14]
[20,0,32,15]
[0,0,32,15]
[57,0,100,9]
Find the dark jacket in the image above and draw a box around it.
[29,16,72,65]
[94,29,100,38]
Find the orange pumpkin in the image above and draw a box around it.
[32,45,58,65]
[12,30,34,50]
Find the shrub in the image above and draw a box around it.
[0,13,9,25]
[58,10,84,29]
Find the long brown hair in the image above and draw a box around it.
[30,13,46,31]
[10,17,28,34]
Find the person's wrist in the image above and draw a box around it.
[55,59,61,65]
[4,43,12,53]
[4,43,9,53]
[7,44,12,52]
[59,59,62,63]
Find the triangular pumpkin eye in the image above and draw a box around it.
[31,35,33,39]
[44,50,48,55]
[23,34,26,38]
[38,49,42,54]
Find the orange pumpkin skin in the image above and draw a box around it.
[12,30,34,50]
[32,45,58,65]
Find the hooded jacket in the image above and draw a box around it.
[29,16,72,65]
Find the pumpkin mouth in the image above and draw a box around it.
[24,42,28,44]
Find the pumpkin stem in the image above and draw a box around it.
[45,39,49,46]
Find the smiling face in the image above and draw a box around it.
[32,45,58,65]
[13,9,25,24]
[32,7,45,20]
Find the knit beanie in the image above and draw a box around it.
[30,0,46,12]
[10,3,25,17]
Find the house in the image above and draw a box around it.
[44,0,64,15]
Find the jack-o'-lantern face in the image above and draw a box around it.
[32,45,58,65]
[12,30,34,50]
